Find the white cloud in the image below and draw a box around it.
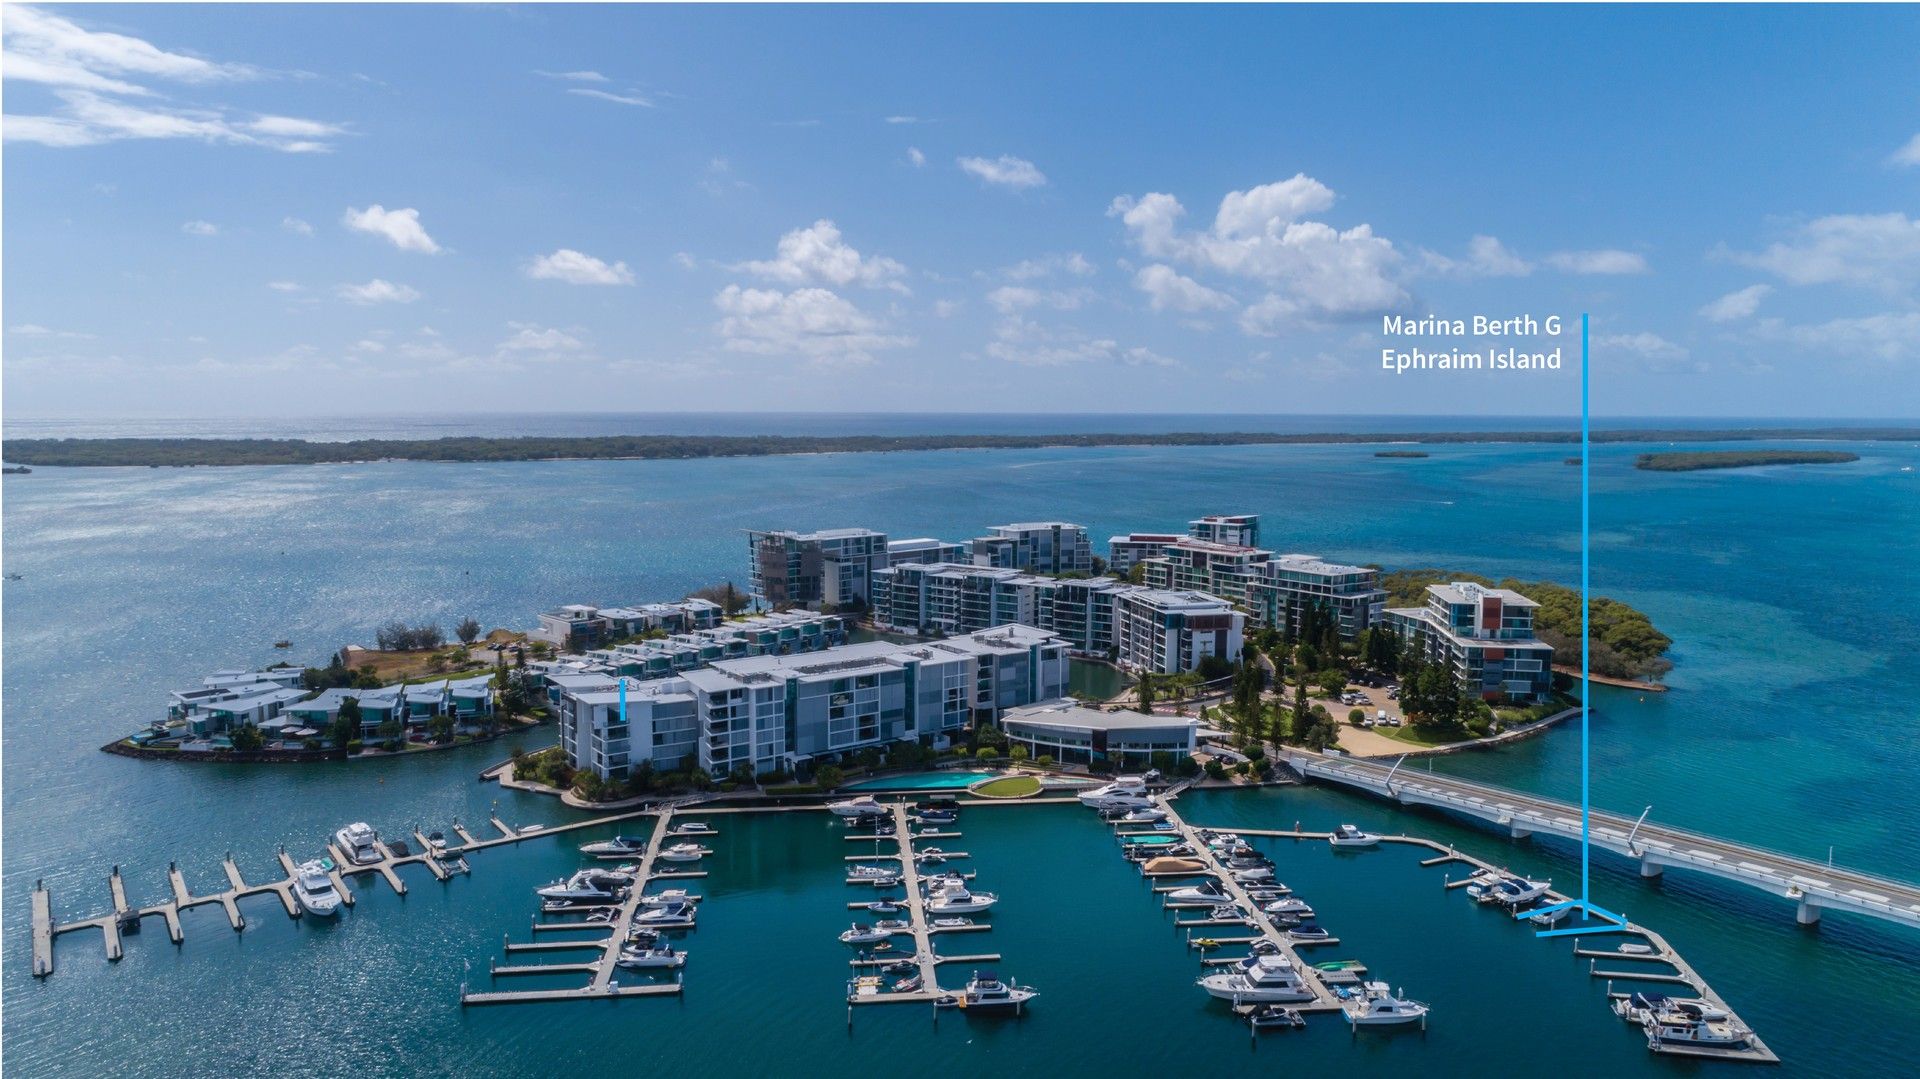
[1545,249,1649,275]
[932,299,962,318]
[1754,311,1920,362]
[713,284,912,366]
[536,70,609,83]
[1730,213,1920,290]
[266,281,303,292]
[1123,347,1179,368]
[8,323,92,338]
[1596,331,1688,361]
[2,9,344,153]
[986,286,1090,315]
[526,248,635,286]
[1698,284,1771,322]
[1111,176,1407,326]
[905,146,926,167]
[1890,133,1920,167]
[342,205,439,254]
[497,322,586,354]
[180,219,218,236]
[738,219,908,292]
[987,335,1119,367]
[282,216,314,236]
[1133,264,1233,313]
[568,88,654,107]
[958,154,1047,189]
[1422,235,1532,278]
[335,279,420,305]
[1002,253,1095,281]
[885,115,926,125]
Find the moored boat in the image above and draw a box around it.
[954,969,1036,1012]
[291,859,341,917]
[1328,824,1380,849]
[332,822,381,865]
[1343,981,1429,1027]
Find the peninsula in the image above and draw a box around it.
[2,427,1914,468]
[1635,449,1862,472]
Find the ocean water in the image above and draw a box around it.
[3,434,1918,1075]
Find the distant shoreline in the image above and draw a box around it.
[4,427,1916,468]
[1635,449,1863,472]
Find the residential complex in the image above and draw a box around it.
[1139,537,1273,604]
[534,598,724,650]
[970,521,1094,575]
[1188,513,1261,548]
[557,625,1071,780]
[1106,532,1183,574]
[1001,698,1199,767]
[886,537,968,566]
[1384,581,1555,703]
[1249,554,1388,641]
[1111,589,1245,675]
[746,527,890,607]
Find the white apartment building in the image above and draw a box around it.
[970,521,1093,575]
[1112,589,1246,674]
[1250,553,1388,640]
[745,527,890,607]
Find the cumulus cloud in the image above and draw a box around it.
[1597,332,1688,361]
[526,248,635,285]
[1890,133,1920,167]
[1133,264,1233,313]
[335,279,420,304]
[905,146,926,167]
[1753,311,1920,362]
[985,286,1090,315]
[713,285,912,366]
[1729,213,1920,291]
[342,205,440,253]
[737,220,908,292]
[1545,249,1649,275]
[266,281,303,292]
[180,219,218,236]
[1,7,344,152]
[282,216,314,236]
[1002,253,1094,281]
[958,154,1047,189]
[1698,284,1771,322]
[1422,235,1532,278]
[497,322,587,354]
[1110,174,1407,327]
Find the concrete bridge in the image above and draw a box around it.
[1287,750,1920,932]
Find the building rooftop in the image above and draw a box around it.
[1118,588,1237,611]
[1002,698,1201,732]
[1429,581,1539,608]
[1270,553,1378,577]
[989,521,1084,532]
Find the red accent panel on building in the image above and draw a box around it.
[1481,597,1502,631]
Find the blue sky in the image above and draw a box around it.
[4,3,1918,420]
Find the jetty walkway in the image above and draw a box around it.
[1287,750,1920,931]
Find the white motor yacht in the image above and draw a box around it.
[925,886,998,914]
[1168,880,1231,904]
[840,922,892,945]
[639,889,698,908]
[656,842,712,863]
[848,863,897,879]
[1644,1009,1753,1050]
[1612,993,1731,1025]
[616,943,686,969]
[1121,807,1167,823]
[332,822,381,865]
[1328,824,1380,849]
[671,822,714,835]
[828,796,887,818]
[636,900,697,927]
[1482,876,1552,907]
[1197,953,1315,1003]
[1343,982,1429,1026]
[291,860,341,917]
[953,969,1037,1012]
[1262,896,1314,918]
[1080,789,1154,812]
[579,835,648,856]
[1232,865,1275,883]
[536,870,620,902]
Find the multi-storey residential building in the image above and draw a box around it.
[745,527,890,608]
[1106,532,1183,574]
[872,562,1044,636]
[1188,513,1261,548]
[1002,699,1199,768]
[1140,538,1273,605]
[1112,589,1246,674]
[1383,581,1555,703]
[556,674,701,782]
[574,611,847,681]
[1250,554,1388,640]
[886,537,968,566]
[1034,575,1134,655]
[534,598,724,649]
[970,522,1093,575]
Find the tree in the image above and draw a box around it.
[230,724,264,751]
[1136,672,1156,714]
[456,617,482,645]
[428,714,455,742]
[729,762,757,788]
[688,582,751,616]
[814,764,845,790]
[688,767,714,792]
[376,718,404,746]
[331,699,362,747]
[1316,668,1348,698]
[1348,708,1367,727]
[1291,676,1310,743]
[1008,744,1030,762]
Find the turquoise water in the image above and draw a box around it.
[843,771,1000,791]
[4,436,1918,1074]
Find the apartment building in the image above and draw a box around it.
[745,527,890,608]
[1111,589,1246,674]
[886,537,968,566]
[534,598,724,649]
[555,674,701,782]
[1249,553,1388,640]
[1139,538,1273,605]
[970,521,1093,575]
[1106,532,1183,574]
[1188,513,1261,548]
[1383,581,1555,703]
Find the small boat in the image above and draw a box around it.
[1612,992,1730,1025]
[1243,885,1292,902]
[580,835,649,856]
[840,923,892,945]
[671,821,715,835]
[1121,807,1167,823]
[911,807,958,824]
[863,900,903,914]
[640,888,698,908]
[1343,982,1428,1027]
[273,639,293,649]
[1232,866,1275,883]
[636,900,697,927]
[542,898,617,913]
[930,916,974,929]
[1197,953,1314,1003]
[332,822,382,865]
[1528,904,1571,926]
[1286,923,1330,941]
[848,864,897,879]
[1618,942,1657,955]
[1262,897,1314,918]
[656,842,711,862]
[1243,1004,1306,1030]
[1207,903,1250,923]
[914,847,953,864]
[866,874,903,889]
[291,860,341,917]
[587,908,618,922]
[925,886,998,914]
[829,796,888,818]
[1168,880,1230,904]
[1480,875,1552,907]
[1328,824,1380,849]
[1142,856,1209,876]
[893,975,922,993]
[536,871,621,902]
[616,943,686,969]
[954,969,1037,1012]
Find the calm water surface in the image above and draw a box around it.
[4,437,1917,1075]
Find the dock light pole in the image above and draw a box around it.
[1524,313,1628,938]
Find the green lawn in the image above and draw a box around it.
[971,774,1042,798]
[1377,723,1475,748]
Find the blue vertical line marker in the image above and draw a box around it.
[1525,311,1628,937]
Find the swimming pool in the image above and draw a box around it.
[841,770,1001,791]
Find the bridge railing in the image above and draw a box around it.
[1294,752,1920,897]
